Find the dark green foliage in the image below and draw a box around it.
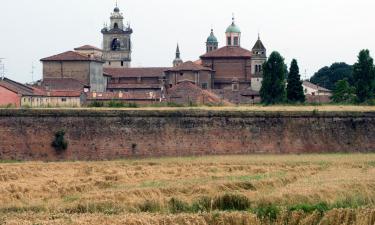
[138,200,162,213]
[353,49,375,103]
[310,62,353,90]
[212,193,250,211]
[64,202,123,215]
[331,79,355,103]
[88,101,104,107]
[260,51,287,104]
[287,59,306,103]
[168,198,190,213]
[254,203,280,222]
[191,196,212,212]
[289,202,329,215]
[89,101,138,108]
[52,130,68,152]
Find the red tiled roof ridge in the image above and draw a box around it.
[166,61,212,72]
[74,45,102,51]
[104,67,170,78]
[40,51,103,62]
[200,46,252,58]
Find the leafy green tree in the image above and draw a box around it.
[287,59,305,103]
[331,79,355,103]
[353,49,375,103]
[310,63,353,90]
[260,51,287,104]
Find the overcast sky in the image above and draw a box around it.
[1,0,374,83]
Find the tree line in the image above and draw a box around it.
[260,49,375,104]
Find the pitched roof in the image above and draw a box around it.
[44,90,83,97]
[303,81,331,92]
[74,45,102,51]
[252,39,266,50]
[0,78,37,95]
[200,46,252,59]
[167,81,232,105]
[107,83,161,89]
[40,51,104,62]
[165,61,212,72]
[41,78,89,91]
[104,67,169,78]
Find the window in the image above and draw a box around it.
[202,83,208,89]
[109,62,111,65]
[121,61,124,67]
[61,98,67,102]
[227,37,231,46]
[180,72,184,76]
[232,84,239,91]
[234,37,239,46]
[114,23,119,29]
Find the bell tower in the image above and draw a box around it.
[101,4,133,68]
[225,16,241,47]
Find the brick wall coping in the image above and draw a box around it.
[0,109,374,118]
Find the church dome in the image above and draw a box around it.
[114,6,120,12]
[226,22,241,33]
[226,17,241,34]
[207,29,218,43]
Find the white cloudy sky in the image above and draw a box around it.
[0,0,374,83]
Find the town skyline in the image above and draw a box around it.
[0,0,374,83]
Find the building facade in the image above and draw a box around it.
[40,51,107,92]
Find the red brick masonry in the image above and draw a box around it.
[0,110,374,161]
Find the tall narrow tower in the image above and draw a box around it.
[206,29,218,53]
[101,4,133,68]
[225,16,241,47]
[173,44,183,67]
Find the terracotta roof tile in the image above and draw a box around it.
[104,67,169,78]
[303,81,331,92]
[0,78,36,95]
[40,51,103,62]
[165,61,212,72]
[41,78,89,91]
[74,45,102,51]
[167,81,232,105]
[200,46,252,58]
[107,84,161,89]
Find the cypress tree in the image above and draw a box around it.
[287,59,306,103]
[260,51,287,104]
[353,49,375,103]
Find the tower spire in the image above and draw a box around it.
[176,43,180,59]
[173,43,183,67]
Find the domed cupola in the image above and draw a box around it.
[225,16,241,47]
[206,29,219,53]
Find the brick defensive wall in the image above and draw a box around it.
[0,109,374,161]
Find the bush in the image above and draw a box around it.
[213,193,250,211]
[191,196,212,212]
[138,200,162,213]
[168,198,190,213]
[88,101,104,107]
[52,130,68,152]
[254,203,280,222]
[289,202,329,215]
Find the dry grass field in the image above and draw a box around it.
[0,154,374,225]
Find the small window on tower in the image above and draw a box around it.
[227,37,231,46]
[121,61,124,67]
[234,37,239,46]
[114,23,119,29]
